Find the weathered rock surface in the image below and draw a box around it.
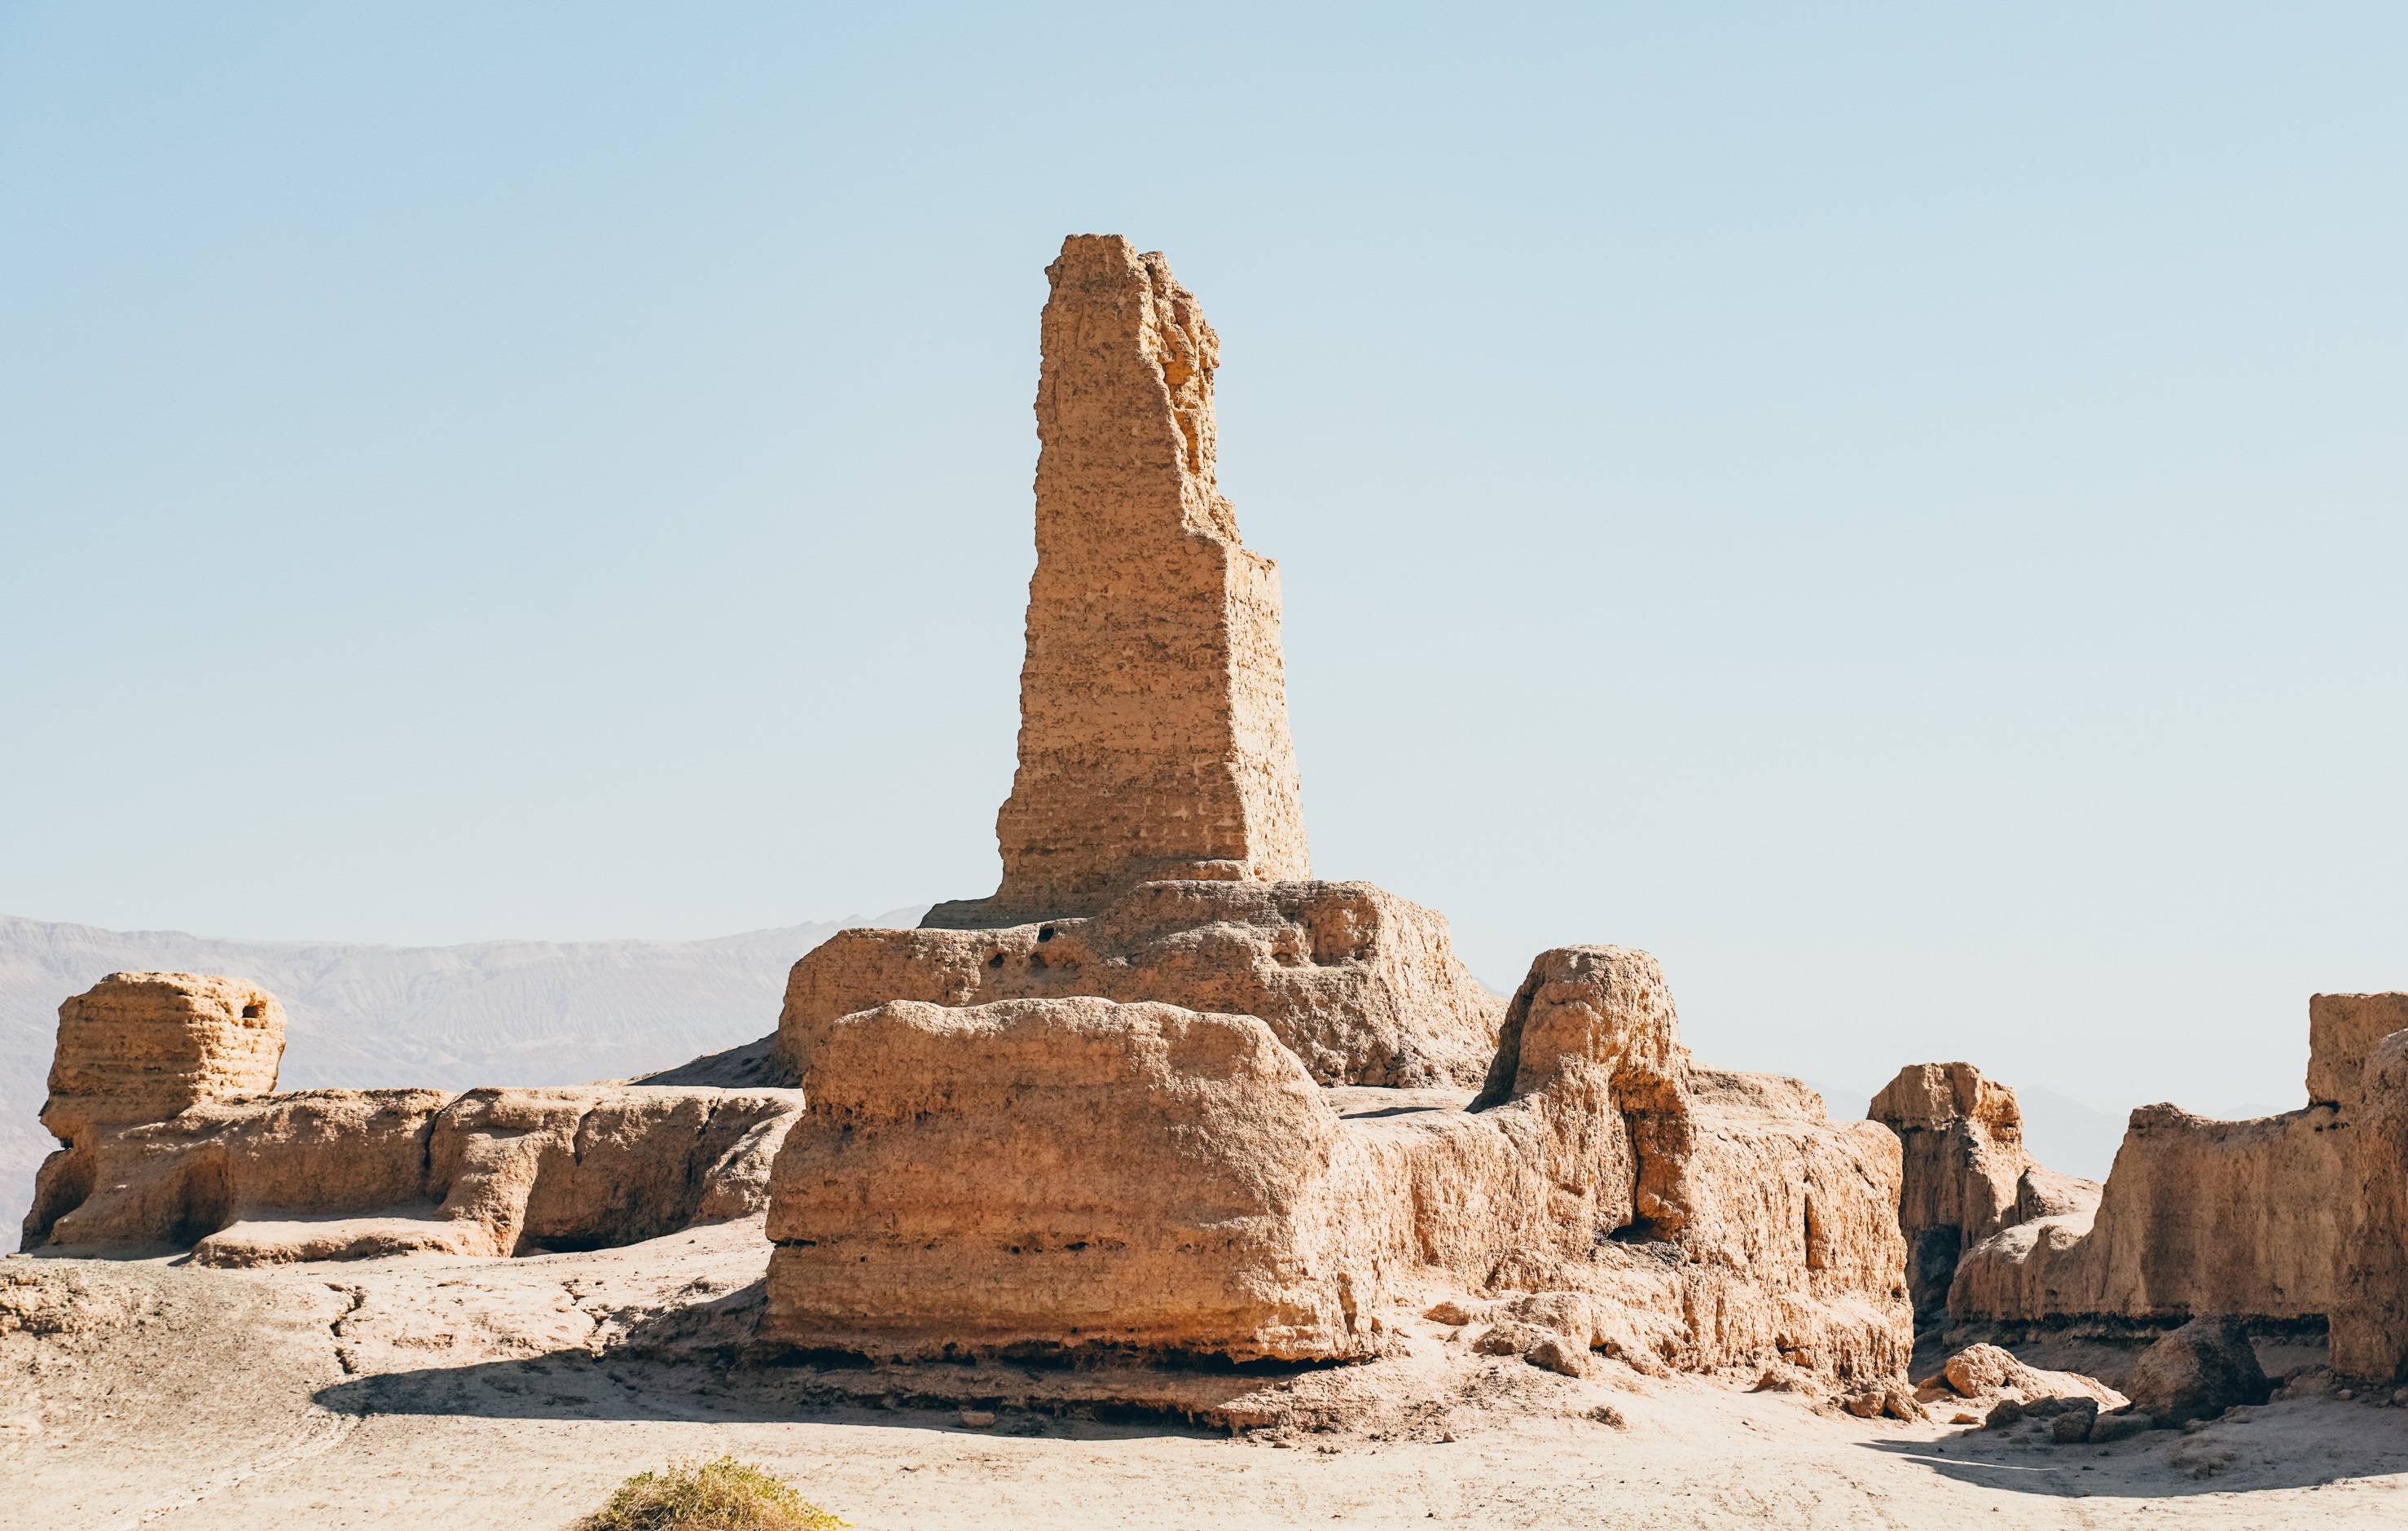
[41,972,283,1135]
[29,1082,800,1262]
[2333,1027,2408,1382]
[2089,1408,2157,1442]
[1949,991,2408,1355]
[1670,1069,1912,1381]
[765,946,1912,1385]
[2306,992,2408,1113]
[1949,1099,2350,1323]
[1868,1062,2029,1321]
[2122,1316,2271,1424]
[1936,1342,2120,1410]
[766,996,1371,1360]
[779,878,1501,1089]
[24,973,801,1261]
[2013,1163,2101,1223]
[934,234,1309,928]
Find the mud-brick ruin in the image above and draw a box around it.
[26,972,798,1263]
[20,235,2408,1414]
[1882,994,2408,1380]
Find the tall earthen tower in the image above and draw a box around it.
[933,235,1310,926]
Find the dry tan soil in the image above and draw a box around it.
[3,1223,2404,1529]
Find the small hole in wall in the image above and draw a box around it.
[1037,926,1057,942]
[240,1002,266,1020]
[987,953,1004,969]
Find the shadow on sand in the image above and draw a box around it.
[311,1283,1268,1440]
[313,1348,1228,1441]
[1856,1408,2400,1502]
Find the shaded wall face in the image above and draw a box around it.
[1865,1062,2028,1323]
[2094,1106,2353,1320]
[2335,1030,2408,1381]
[1951,1103,2355,1324]
[2309,994,2408,1112]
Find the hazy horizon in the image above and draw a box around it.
[6,4,2401,1130]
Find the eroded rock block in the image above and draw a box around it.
[2049,1398,2101,1441]
[42,972,284,1134]
[2308,993,2408,1112]
[2013,1164,2100,1223]
[2123,1316,2270,1424]
[1951,1101,2352,1324]
[779,878,1500,1089]
[2089,1408,2156,1442]
[1869,1062,2029,1321]
[765,997,1373,1361]
[1938,1342,2120,1410]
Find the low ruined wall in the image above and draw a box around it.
[763,947,1911,1384]
[766,996,1377,1360]
[2334,1029,2408,1382]
[1950,1102,2349,1323]
[778,879,1501,1090]
[24,972,801,1263]
[29,1084,801,1262]
[1675,1072,1912,1381]
[1948,993,2408,1360]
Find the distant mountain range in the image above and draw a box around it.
[0,910,922,1235]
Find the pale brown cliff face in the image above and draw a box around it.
[961,235,1310,924]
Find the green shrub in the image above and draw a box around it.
[579,1455,846,1531]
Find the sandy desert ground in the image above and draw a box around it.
[4,1222,2402,1531]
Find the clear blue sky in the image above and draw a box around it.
[3,3,2401,1126]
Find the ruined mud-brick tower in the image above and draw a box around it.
[934,235,1310,927]
[789,235,1498,1089]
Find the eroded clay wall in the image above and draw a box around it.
[974,235,1311,921]
[778,880,1500,1088]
